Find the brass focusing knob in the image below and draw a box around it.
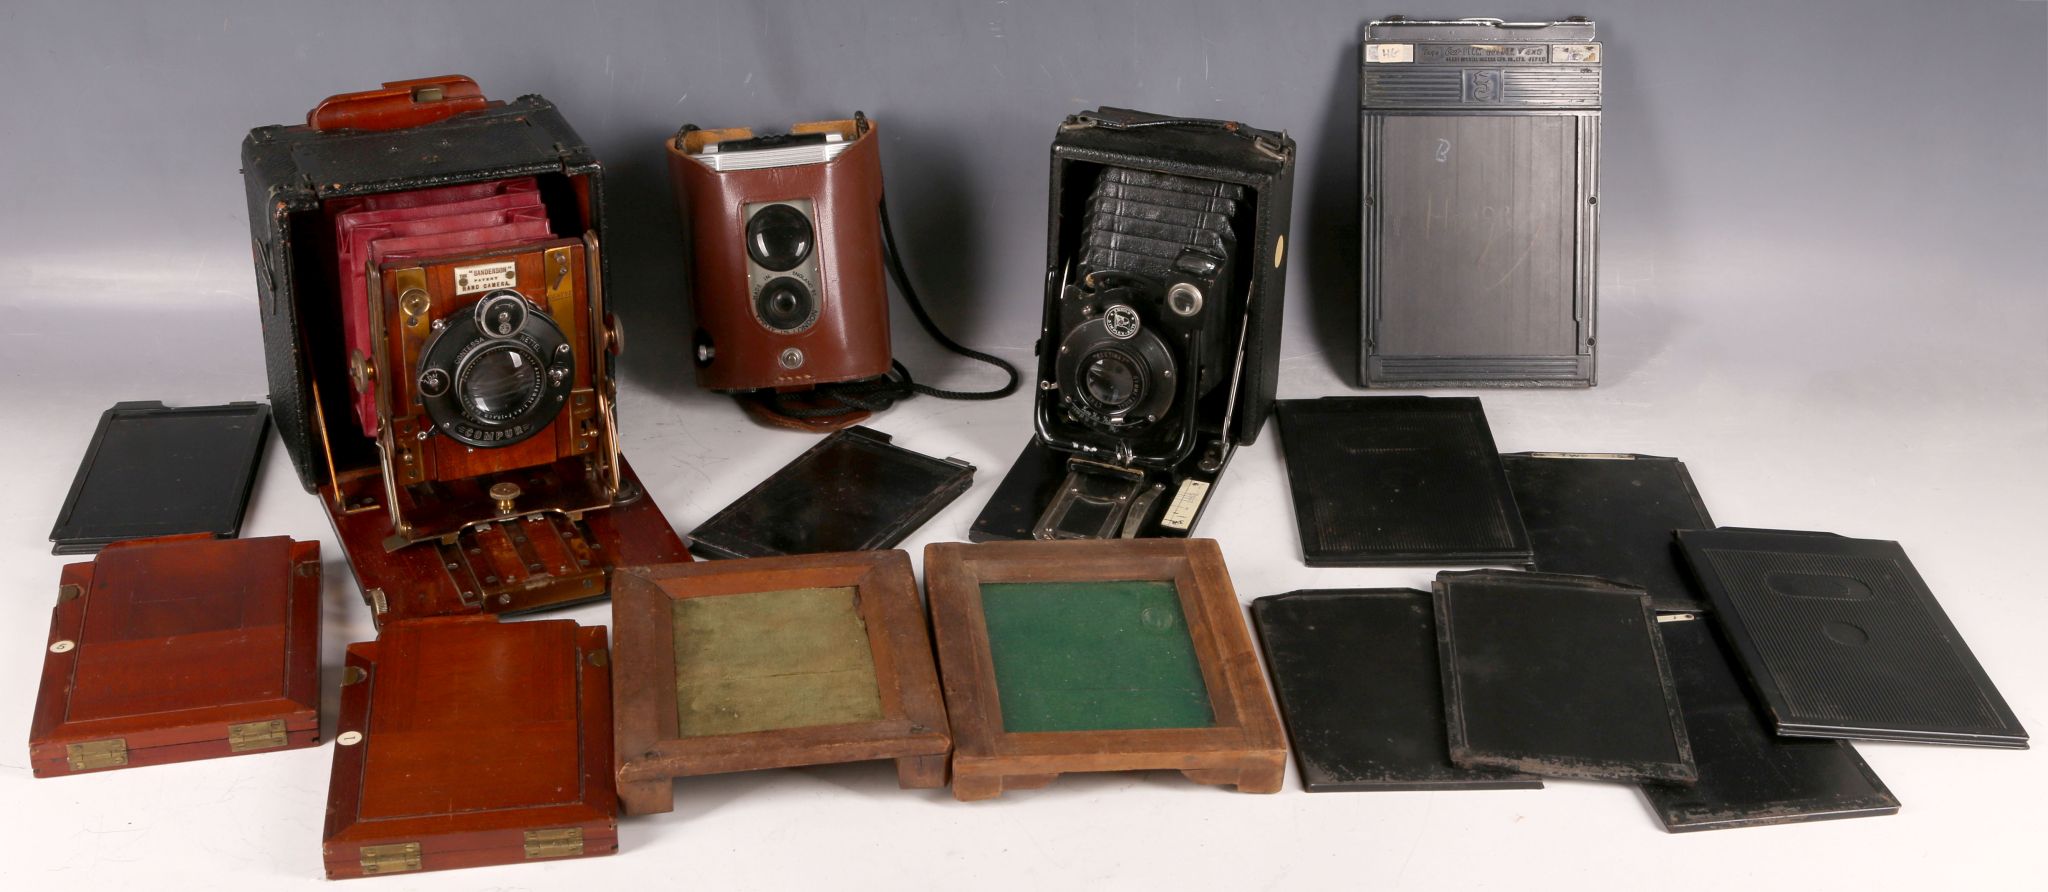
[489,482,521,515]
[399,288,432,319]
[605,312,624,356]
[348,350,375,394]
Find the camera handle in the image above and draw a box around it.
[750,194,1021,420]
[306,76,492,132]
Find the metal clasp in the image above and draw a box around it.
[1033,459,1149,540]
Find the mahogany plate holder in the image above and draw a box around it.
[30,534,321,777]
[610,550,951,815]
[923,538,1286,801]
[323,616,616,878]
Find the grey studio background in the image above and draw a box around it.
[0,1,2044,890]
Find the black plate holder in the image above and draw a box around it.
[49,401,271,555]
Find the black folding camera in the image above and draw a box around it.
[972,108,1295,541]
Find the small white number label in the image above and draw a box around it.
[453,261,518,295]
[1364,43,1414,64]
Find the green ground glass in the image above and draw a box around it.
[978,580,1215,732]
[672,586,885,737]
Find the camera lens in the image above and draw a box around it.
[460,344,542,420]
[754,276,816,332]
[1054,315,1178,434]
[1079,348,1143,413]
[746,203,814,272]
[417,299,572,448]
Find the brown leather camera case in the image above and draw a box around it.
[669,118,892,393]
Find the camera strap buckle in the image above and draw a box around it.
[1032,459,1156,540]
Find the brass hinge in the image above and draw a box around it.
[66,738,128,771]
[523,827,585,859]
[359,842,421,875]
[228,719,288,752]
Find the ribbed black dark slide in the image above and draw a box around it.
[1678,528,2029,749]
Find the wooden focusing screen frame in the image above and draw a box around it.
[610,550,951,815]
[923,538,1286,801]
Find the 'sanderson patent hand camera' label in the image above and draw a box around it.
[454,261,518,295]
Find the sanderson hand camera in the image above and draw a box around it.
[244,77,662,621]
[973,108,1295,542]
[354,232,620,538]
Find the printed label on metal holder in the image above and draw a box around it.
[454,261,518,295]
[1419,44,1549,64]
[1159,479,1211,531]
[1364,43,1414,64]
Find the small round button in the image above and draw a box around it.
[746,204,814,272]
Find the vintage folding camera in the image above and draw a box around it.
[243,76,688,625]
[972,108,1295,541]
[668,114,893,429]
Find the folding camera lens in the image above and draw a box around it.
[1081,349,1144,413]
